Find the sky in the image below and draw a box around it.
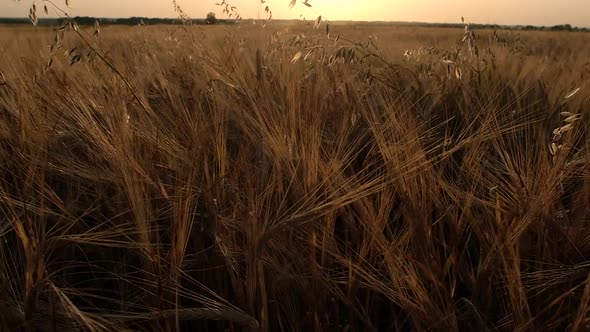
[2,0,589,27]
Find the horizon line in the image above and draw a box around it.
[1,16,588,29]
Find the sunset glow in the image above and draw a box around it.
[2,0,590,27]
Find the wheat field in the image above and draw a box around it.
[1,21,590,331]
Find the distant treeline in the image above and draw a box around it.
[344,21,589,32]
[0,17,234,26]
[0,17,588,32]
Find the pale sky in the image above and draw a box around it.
[2,0,589,27]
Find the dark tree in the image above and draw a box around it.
[206,12,217,24]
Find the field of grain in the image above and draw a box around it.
[1,22,590,331]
